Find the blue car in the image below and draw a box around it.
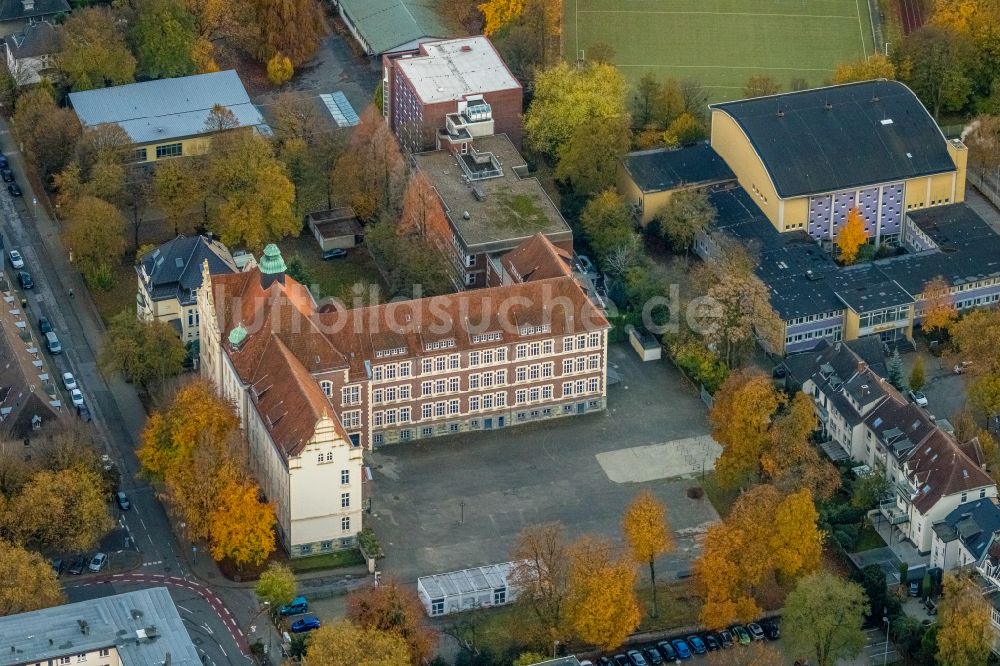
[670,638,692,660]
[279,596,308,616]
[290,615,321,633]
[687,635,707,655]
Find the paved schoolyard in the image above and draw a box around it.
[367,343,722,582]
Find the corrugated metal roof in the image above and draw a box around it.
[418,562,514,599]
[69,70,265,145]
[0,587,201,665]
[338,0,449,54]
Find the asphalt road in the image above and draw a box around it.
[0,120,253,665]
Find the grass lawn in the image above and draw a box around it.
[91,262,138,327]
[701,472,740,519]
[563,0,876,101]
[288,548,366,573]
[281,233,386,302]
[636,579,703,632]
[854,523,887,552]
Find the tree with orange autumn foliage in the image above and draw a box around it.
[696,488,820,628]
[346,578,439,664]
[331,107,406,223]
[138,379,276,566]
[508,522,571,642]
[622,490,674,618]
[836,208,868,264]
[919,275,957,337]
[709,370,837,499]
[398,172,451,247]
[695,485,822,628]
[564,535,641,651]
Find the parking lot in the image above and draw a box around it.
[368,344,722,582]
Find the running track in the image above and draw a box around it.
[896,0,926,34]
[68,572,248,654]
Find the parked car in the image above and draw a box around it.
[50,558,64,576]
[577,255,596,274]
[115,491,130,511]
[626,650,648,666]
[77,404,92,422]
[761,619,780,640]
[68,554,87,575]
[8,249,23,268]
[290,615,320,633]
[70,388,84,407]
[39,316,52,334]
[687,635,707,655]
[595,658,612,666]
[279,596,308,616]
[643,646,664,664]
[908,390,929,407]
[1,168,14,183]
[88,552,108,572]
[670,639,692,660]
[747,623,766,641]
[0,154,9,168]
[18,270,32,289]
[656,641,677,661]
[62,372,77,390]
[611,656,630,666]
[909,580,920,597]
[8,182,22,197]
[46,331,61,354]
[322,248,347,260]
[718,628,734,648]
[732,625,752,645]
[705,633,721,651]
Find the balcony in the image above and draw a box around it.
[880,499,909,525]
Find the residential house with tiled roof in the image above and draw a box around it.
[931,496,1000,571]
[3,19,58,86]
[793,338,995,552]
[198,238,609,556]
[137,235,237,343]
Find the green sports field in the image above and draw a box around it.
[563,0,877,101]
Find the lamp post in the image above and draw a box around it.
[883,615,890,666]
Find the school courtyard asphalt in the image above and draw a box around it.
[367,343,722,583]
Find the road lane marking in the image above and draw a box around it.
[177,605,193,614]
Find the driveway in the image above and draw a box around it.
[367,344,722,582]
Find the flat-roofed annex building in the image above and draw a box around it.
[710,80,967,245]
[413,133,573,289]
[383,36,523,153]
[69,70,267,164]
[0,587,200,666]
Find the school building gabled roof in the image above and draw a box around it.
[68,70,266,145]
[338,0,449,55]
[711,80,956,198]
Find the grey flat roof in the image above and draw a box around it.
[413,134,572,253]
[711,80,956,198]
[0,587,200,666]
[396,36,520,104]
[418,562,514,599]
[69,70,266,145]
[622,144,735,194]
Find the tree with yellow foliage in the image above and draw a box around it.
[836,208,868,264]
[936,572,993,666]
[0,540,65,616]
[266,53,293,85]
[479,0,525,35]
[832,54,896,83]
[695,486,822,628]
[565,535,641,651]
[9,466,114,552]
[622,490,674,618]
[708,370,782,489]
[208,474,276,568]
[305,621,412,666]
[918,275,957,337]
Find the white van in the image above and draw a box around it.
[45,331,61,354]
